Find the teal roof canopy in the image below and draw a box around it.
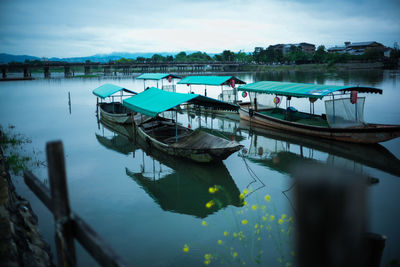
[136,73,181,80]
[93,83,136,99]
[123,87,238,117]
[238,81,382,99]
[177,76,246,86]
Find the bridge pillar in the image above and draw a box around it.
[84,65,91,75]
[44,66,50,78]
[2,68,7,78]
[23,67,31,78]
[103,66,111,76]
[64,66,72,78]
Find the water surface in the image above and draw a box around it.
[1,70,399,266]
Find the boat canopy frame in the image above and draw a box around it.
[237,81,382,99]
[93,83,137,99]
[123,87,239,118]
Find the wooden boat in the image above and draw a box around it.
[136,73,181,91]
[123,87,243,163]
[177,75,246,119]
[239,120,400,178]
[238,81,400,144]
[93,83,137,124]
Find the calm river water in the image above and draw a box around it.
[1,70,399,266]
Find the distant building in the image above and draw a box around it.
[269,43,316,55]
[328,41,385,55]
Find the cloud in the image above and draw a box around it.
[0,0,399,57]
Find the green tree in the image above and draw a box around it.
[313,45,327,63]
[221,50,235,61]
[175,52,187,62]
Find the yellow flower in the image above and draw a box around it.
[233,232,238,237]
[218,240,222,245]
[262,216,267,221]
[224,231,229,236]
[209,185,219,194]
[269,215,275,221]
[251,205,258,210]
[264,195,271,202]
[257,237,261,240]
[241,219,248,225]
[233,252,238,258]
[204,254,212,260]
[183,244,189,252]
[239,193,245,200]
[243,189,249,195]
[281,214,287,219]
[202,221,208,226]
[205,200,215,209]
[278,219,284,225]
[254,223,259,229]
[204,260,210,265]
[243,201,247,206]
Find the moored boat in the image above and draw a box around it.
[177,75,246,119]
[122,87,243,163]
[93,83,137,124]
[238,81,400,144]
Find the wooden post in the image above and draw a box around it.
[294,164,367,267]
[47,141,76,267]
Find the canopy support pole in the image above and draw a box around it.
[204,85,207,97]
[175,110,178,143]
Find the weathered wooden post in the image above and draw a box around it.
[47,141,76,267]
[294,164,385,267]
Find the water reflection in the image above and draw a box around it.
[96,118,243,218]
[96,118,135,155]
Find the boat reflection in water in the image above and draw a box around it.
[95,118,136,155]
[126,132,243,218]
[239,120,400,178]
[96,118,243,218]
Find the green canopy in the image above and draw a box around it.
[136,73,181,80]
[238,81,382,99]
[123,87,238,117]
[177,76,246,86]
[93,83,137,99]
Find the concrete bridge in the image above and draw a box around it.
[0,61,251,79]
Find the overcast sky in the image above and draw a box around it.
[0,0,399,57]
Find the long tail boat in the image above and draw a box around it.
[237,81,400,144]
[93,83,137,124]
[122,87,243,163]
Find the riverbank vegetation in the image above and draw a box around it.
[0,125,44,175]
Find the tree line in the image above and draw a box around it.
[115,45,399,66]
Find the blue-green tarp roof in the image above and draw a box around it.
[93,83,137,99]
[123,87,238,117]
[177,76,246,86]
[136,73,181,80]
[238,81,382,99]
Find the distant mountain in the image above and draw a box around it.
[0,51,204,64]
[0,53,40,64]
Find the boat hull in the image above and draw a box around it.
[99,102,134,124]
[239,108,400,144]
[137,119,242,163]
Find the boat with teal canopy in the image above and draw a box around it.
[93,83,137,124]
[237,81,400,144]
[122,88,242,162]
[136,73,181,91]
[177,75,246,103]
